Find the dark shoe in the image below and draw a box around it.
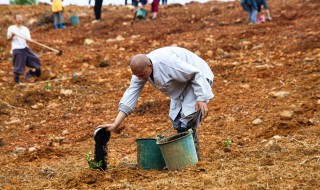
[26,70,35,79]
[14,75,20,84]
[93,128,111,171]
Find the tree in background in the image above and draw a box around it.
[10,0,37,5]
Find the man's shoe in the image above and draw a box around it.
[92,19,101,24]
[59,24,66,29]
[14,75,20,84]
[54,24,59,29]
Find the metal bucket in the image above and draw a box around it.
[136,138,166,170]
[157,130,198,171]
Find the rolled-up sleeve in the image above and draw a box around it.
[118,75,147,115]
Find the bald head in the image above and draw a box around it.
[130,54,153,80]
[130,54,150,71]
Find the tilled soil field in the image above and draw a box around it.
[0,0,319,189]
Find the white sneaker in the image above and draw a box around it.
[92,19,101,24]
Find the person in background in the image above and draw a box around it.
[162,0,167,5]
[150,0,160,19]
[51,0,65,29]
[256,0,272,22]
[241,0,271,24]
[93,0,104,23]
[7,15,41,84]
[97,46,214,162]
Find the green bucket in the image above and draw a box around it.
[136,138,166,170]
[136,8,147,20]
[157,130,198,171]
[69,15,79,25]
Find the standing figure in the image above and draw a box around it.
[7,15,41,84]
[241,0,271,24]
[150,0,160,19]
[51,0,65,29]
[93,0,104,23]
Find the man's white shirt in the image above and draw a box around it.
[7,25,31,51]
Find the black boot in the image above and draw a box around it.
[14,74,20,84]
[35,68,41,77]
[93,128,111,171]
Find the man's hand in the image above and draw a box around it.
[8,33,15,40]
[195,101,209,118]
[96,123,117,131]
[97,123,126,134]
[97,111,127,133]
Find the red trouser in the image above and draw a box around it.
[151,0,160,12]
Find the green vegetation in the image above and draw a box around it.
[10,0,37,5]
[43,82,52,90]
[223,139,234,147]
[85,150,103,169]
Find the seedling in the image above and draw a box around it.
[85,150,103,169]
[223,140,234,147]
[199,24,205,29]
[44,82,52,90]
[57,73,65,79]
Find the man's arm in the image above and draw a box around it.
[7,27,14,41]
[97,111,127,132]
[97,75,147,131]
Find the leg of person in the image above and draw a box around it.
[151,0,160,19]
[53,12,59,29]
[94,0,103,21]
[180,83,207,161]
[240,2,251,23]
[25,48,41,79]
[248,11,252,23]
[171,85,202,160]
[174,113,202,161]
[12,49,27,84]
[251,9,258,24]
[59,11,65,29]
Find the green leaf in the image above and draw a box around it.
[223,140,234,147]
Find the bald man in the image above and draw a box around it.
[7,15,41,84]
[98,46,214,162]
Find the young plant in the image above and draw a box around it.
[223,140,234,147]
[85,150,103,170]
[44,82,52,90]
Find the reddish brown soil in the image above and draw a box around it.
[0,0,319,189]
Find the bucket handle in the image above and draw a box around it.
[156,125,173,140]
[156,126,193,142]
